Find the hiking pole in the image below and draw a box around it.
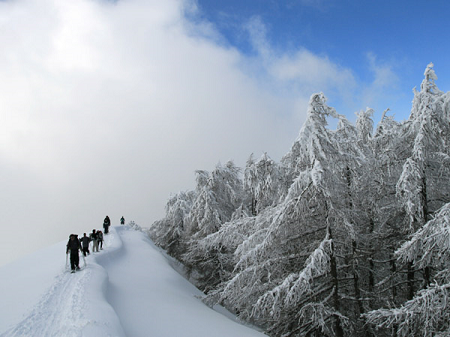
[82,253,86,268]
[65,253,69,269]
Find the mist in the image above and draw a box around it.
[0,0,389,266]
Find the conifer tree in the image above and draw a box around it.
[150,64,450,337]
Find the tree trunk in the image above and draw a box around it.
[421,173,431,288]
[407,261,414,300]
[251,194,256,216]
[390,251,397,303]
[328,226,344,337]
[352,241,364,315]
[423,266,431,288]
[368,218,375,305]
[391,250,398,337]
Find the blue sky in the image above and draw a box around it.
[193,0,450,121]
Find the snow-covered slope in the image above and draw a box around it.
[0,226,265,337]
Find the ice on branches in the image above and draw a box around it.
[396,202,450,269]
[253,233,333,319]
[365,283,450,337]
[150,64,450,337]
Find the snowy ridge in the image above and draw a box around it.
[0,226,264,337]
[1,229,126,337]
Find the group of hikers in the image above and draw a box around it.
[66,216,126,273]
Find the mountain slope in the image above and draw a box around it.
[0,226,264,337]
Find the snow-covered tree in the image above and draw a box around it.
[149,190,195,258]
[185,161,242,239]
[252,227,348,336]
[150,64,450,337]
[204,93,366,335]
[366,203,450,337]
[182,161,243,291]
[356,107,374,144]
[244,152,280,215]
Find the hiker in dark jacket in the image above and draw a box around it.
[66,234,81,272]
[98,230,104,250]
[120,216,125,225]
[90,229,99,253]
[103,216,111,234]
[80,233,90,256]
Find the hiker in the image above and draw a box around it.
[80,233,90,256]
[90,229,99,253]
[98,230,104,250]
[66,234,81,272]
[103,216,110,234]
[120,216,125,225]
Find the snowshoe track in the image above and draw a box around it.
[1,268,92,337]
[0,227,125,337]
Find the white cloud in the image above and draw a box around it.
[366,52,399,93]
[0,0,301,265]
[240,15,357,118]
[270,49,356,97]
[360,53,401,119]
[0,0,398,265]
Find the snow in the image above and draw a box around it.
[0,226,265,337]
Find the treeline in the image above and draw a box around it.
[149,63,450,337]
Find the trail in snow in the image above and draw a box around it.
[1,229,125,337]
[1,268,89,336]
[0,226,265,337]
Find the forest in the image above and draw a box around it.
[149,63,450,337]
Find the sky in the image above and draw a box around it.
[1,0,449,266]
